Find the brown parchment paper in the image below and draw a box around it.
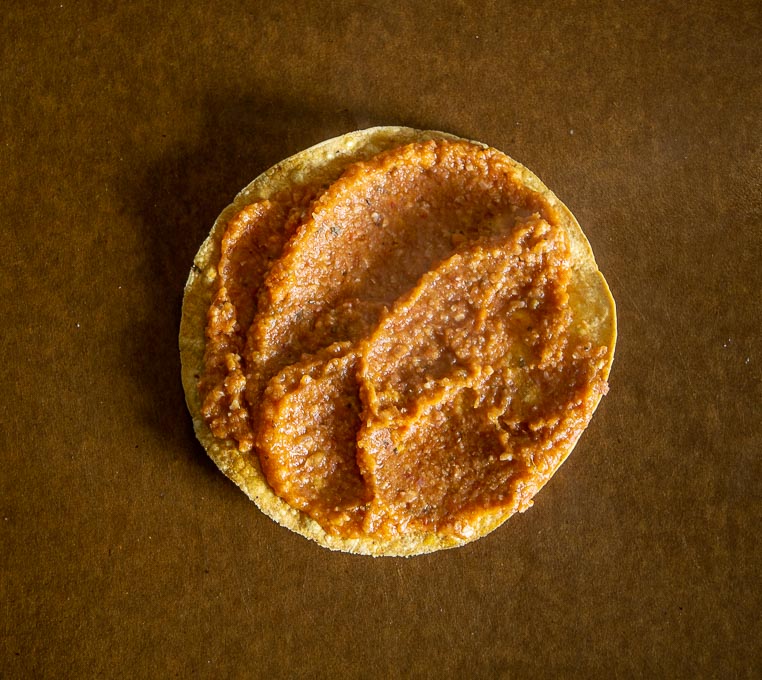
[1,2,760,677]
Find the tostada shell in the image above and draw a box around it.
[179,126,616,556]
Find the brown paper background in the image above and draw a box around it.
[2,2,760,677]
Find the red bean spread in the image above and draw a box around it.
[199,140,608,539]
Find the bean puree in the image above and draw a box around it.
[199,140,609,540]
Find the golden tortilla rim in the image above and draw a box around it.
[179,126,617,556]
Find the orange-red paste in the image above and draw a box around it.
[199,140,607,539]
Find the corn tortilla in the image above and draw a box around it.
[179,127,616,556]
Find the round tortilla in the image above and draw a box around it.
[179,126,617,556]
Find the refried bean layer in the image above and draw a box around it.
[199,140,609,539]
